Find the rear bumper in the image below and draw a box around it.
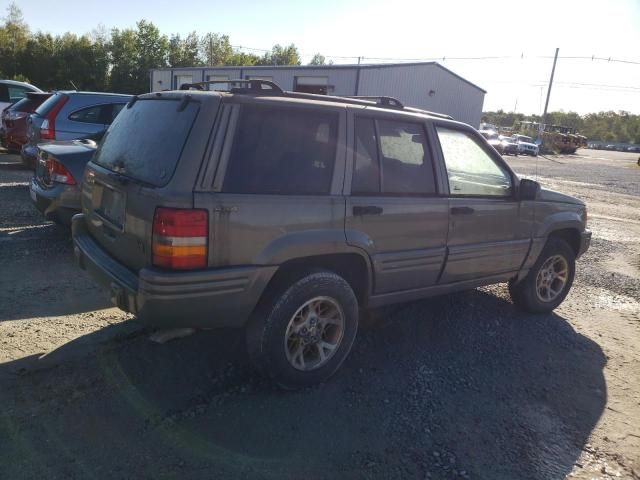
[578,230,591,258]
[72,213,277,329]
[30,178,80,225]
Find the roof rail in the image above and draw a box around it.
[179,79,454,120]
[403,106,453,120]
[343,95,404,108]
[179,79,283,93]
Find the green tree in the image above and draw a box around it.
[200,33,233,65]
[110,20,168,94]
[169,32,201,67]
[308,53,326,65]
[0,2,30,78]
[257,44,301,66]
[109,27,139,93]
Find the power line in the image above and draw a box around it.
[230,46,640,66]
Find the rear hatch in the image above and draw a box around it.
[82,92,218,271]
[27,93,68,146]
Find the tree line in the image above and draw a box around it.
[0,3,327,94]
[482,110,640,144]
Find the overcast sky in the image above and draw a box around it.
[7,0,640,114]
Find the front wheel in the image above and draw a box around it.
[509,238,576,313]
[246,271,359,389]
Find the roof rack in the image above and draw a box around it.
[179,79,283,93]
[178,79,453,119]
[343,95,404,108]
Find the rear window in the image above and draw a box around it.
[91,98,200,187]
[9,98,32,112]
[35,94,67,117]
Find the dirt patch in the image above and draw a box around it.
[1,149,639,479]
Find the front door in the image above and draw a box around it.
[434,125,530,283]
[345,112,449,294]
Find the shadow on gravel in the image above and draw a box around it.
[0,289,606,480]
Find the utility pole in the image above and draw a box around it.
[540,48,559,140]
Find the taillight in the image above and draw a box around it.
[7,111,27,122]
[46,158,76,185]
[152,208,208,270]
[40,95,69,140]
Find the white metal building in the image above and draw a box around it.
[149,62,486,126]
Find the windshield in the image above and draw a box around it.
[92,98,200,186]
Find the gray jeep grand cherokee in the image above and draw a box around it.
[72,80,591,389]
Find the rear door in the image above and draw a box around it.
[433,125,530,283]
[345,109,449,294]
[83,94,215,271]
[195,101,346,268]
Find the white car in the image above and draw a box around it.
[511,134,540,156]
[0,80,43,113]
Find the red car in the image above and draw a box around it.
[0,92,52,153]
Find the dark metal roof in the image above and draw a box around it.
[152,61,486,94]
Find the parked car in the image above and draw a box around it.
[0,92,52,153]
[21,91,131,168]
[499,135,519,156]
[30,132,103,225]
[0,80,43,113]
[479,130,518,156]
[511,134,539,156]
[72,80,591,389]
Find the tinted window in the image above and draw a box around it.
[69,105,104,124]
[92,99,200,187]
[223,106,338,195]
[436,127,512,197]
[378,120,435,195]
[0,85,8,102]
[351,117,436,196]
[352,118,380,194]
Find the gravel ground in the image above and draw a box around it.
[0,148,639,479]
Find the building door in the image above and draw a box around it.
[174,75,193,89]
[345,113,449,294]
[206,75,230,90]
[434,126,530,283]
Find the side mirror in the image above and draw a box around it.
[519,178,541,201]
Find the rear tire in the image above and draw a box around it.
[509,238,576,313]
[246,271,359,389]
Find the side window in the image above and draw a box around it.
[0,85,8,102]
[351,117,436,196]
[223,106,338,195]
[377,119,435,195]
[69,105,104,124]
[436,127,512,197]
[352,118,380,194]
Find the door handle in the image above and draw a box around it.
[450,206,475,215]
[353,205,384,216]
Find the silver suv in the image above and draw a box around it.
[72,80,591,388]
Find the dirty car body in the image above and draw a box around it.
[72,82,591,387]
